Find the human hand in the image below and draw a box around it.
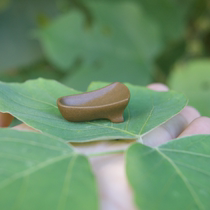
[1,83,210,210]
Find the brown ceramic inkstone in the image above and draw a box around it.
[57,82,130,123]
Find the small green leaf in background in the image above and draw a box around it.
[37,2,163,89]
[168,59,210,117]
[126,135,210,210]
[0,78,187,142]
[0,129,98,210]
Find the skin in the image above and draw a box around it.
[1,83,210,210]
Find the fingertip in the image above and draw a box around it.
[199,116,210,123]
[179,116,210,137]
[143,106,201,147]
[147,83,169,92]
[195,117,210,132]
[180,106,201,124]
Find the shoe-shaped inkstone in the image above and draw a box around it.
[57,82,130,123]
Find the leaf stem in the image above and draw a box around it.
[88,149,125,157]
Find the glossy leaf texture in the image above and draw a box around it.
[0,78,187,142]
[0,129,98,210]
[37,1,163,87]
[168,59,210,117]
[126,135,210,210]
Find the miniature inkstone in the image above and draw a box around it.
[57,82,130,123]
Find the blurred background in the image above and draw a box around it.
[0,0,210,117]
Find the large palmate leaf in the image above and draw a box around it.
[0,129,98,210]
[126,135,210,210]
[37,2,162,87]
[0,78,187,142]
[168,59,210,117]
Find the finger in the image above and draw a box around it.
[178,117,210,137]
[143,84,201,147]
[12,123,38,132]
[142,106,200,147]
[147,83,169,92]
[147,84,200,124]
[0,113,14,127]
[179,106,200,124]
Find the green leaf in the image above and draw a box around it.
[0,78,187,142]
[0,0,59,71]
[0,61,63,83]
[79,0,197,43]
[61,59,153,91]
[168,59,210,117]
[0,129,98,210]
[138,0,194,42]
[126,135,210,210]
[37,2,162,86]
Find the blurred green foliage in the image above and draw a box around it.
[0,0,10,12]
[0,0,210,115]
[168,59,210,117]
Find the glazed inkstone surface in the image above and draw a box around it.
[57,82,130,123]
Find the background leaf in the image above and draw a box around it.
[137,0,191,42]
[0,61,64,83]
[61,60,153,91]
[0,79,187,142]
[0,0,59,71]
[0,129,98,210]
[168,59,210,117]
[126,135,210,210]
[37,2,163,89]
[0,0,10,12]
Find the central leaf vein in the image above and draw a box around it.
[156,149,205,210]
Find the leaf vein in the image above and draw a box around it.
[156,149,205,210]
